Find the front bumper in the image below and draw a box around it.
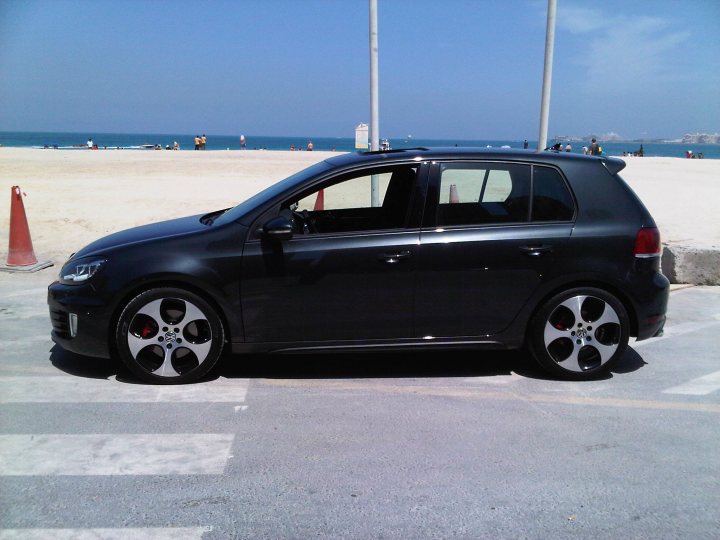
[47,281,113,359]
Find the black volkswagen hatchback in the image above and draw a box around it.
[48,148,668,383]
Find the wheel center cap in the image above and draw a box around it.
[577,328,588,339]
[164,331,177,342]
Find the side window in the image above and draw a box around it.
[482,170,513,202]
[436,163,531,226]
[295,173,391,213]
[285,165,418,234]
[531,166,575,222]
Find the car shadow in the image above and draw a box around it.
[50,345,119,380]
[49,344,647,385]
[613,346,648,374]
[220,345,648,382]
[218,348,546,380]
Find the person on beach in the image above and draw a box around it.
[201,134,207,150]
[87,138,93,149]
[565,144,572,152]
[523,139,529,149]
[240,134,246,149]
[307,140,313,151]
[194,135,201,150]
[589,138,601,156]
[173,141,179,150]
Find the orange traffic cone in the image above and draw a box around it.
[313,189,325,211]
[449,184,459,203]
[1,186,52,273]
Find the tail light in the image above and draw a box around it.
[634,227,661,258]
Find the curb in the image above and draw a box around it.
[662,244,720,286]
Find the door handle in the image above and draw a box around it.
[519,244,553,256]
[378,251,412,264]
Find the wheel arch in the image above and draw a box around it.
[527,279,639,338]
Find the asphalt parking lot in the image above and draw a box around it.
[1,272,719,539]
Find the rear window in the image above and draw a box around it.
[432,162,575,227]
[436,163,531,226]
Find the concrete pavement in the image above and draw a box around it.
[1,272,719,538]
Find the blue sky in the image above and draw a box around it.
[1,0,718,140]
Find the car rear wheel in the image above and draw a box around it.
[529,287,629,380]
[115,287,225,384]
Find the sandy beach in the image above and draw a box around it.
[1,148,718,269]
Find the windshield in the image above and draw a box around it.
[213,160,332,226]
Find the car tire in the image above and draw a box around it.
[528,287,629,380]
[115,287,225,384]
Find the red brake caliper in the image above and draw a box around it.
[141,321,156,338]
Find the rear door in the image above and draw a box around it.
[415,160,575,338]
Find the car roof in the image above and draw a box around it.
[324,147,626,174]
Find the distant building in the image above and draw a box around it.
[682,132,720,144]
[601,132,623,142]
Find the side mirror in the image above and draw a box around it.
[262,215,294,241]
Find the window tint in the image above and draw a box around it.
[531,166,574,221]
[295,173,391,212]
[436,163,531,226]
[286,165,418,234]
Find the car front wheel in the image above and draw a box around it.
[115,287,225,384]
[529,287,629,380]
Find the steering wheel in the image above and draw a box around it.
[292,209,317,234]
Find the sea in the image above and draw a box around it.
[1,131,718,159]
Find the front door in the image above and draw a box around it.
[241,163,426,344]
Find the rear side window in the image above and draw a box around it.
[532,166,574,222]
[436,163,531,226]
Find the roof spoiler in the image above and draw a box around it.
[602,157,626,175]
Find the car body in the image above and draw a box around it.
[48,148,669,383]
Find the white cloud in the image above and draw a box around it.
[556,5,609,35]
[556,6,692,93]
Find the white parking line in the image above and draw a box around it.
[663,370,720,396]
[0,527,211,539]
[0,376,248,403]
[7,335,50,344]
[463,374,518,385]
[1,287,49,298]
[0,434,234,475]
[632,318,720,348]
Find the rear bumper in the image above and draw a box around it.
[47,281,112,359]
[633,270,670,341]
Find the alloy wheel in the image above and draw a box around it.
[126,297,214,378]
[542,294,622,373]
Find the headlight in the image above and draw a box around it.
[59,258,107,284]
